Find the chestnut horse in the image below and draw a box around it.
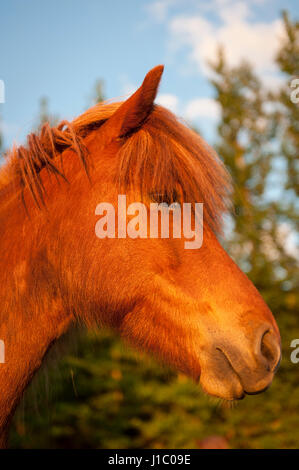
[0,66,281,447]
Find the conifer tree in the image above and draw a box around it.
[208,25,298,313]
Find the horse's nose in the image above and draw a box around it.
[242,326,281,395]
[258,328,281,373]
[217,325,281,396]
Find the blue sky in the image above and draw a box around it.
[0,0,298,149]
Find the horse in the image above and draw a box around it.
[0,65,281,447]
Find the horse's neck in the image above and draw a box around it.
[0,200,73,446]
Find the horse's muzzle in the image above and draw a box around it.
[217,326,281,397]
[199,324,281,401]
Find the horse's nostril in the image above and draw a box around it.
[260,330,281,372]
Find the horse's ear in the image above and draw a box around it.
[102,65,164,140]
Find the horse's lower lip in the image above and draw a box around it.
[222,391,246,401]
[198,346,277,401]
[235,391,246,400]
[244,383,271,395]
[196,351,246,401]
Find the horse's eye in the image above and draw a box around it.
[150,189,179,205]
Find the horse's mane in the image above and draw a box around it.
[0,102,120,207]
[0,101,231,233]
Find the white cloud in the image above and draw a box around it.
[155,94,220,121]
[152,0,286,83]
[147,0,176,22]
[184,97,220,120]
[156,93,179,113]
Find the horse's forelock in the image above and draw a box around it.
[116,105,232,234]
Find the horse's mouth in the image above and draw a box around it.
[198,346,279,402]
[218,347,248,400]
